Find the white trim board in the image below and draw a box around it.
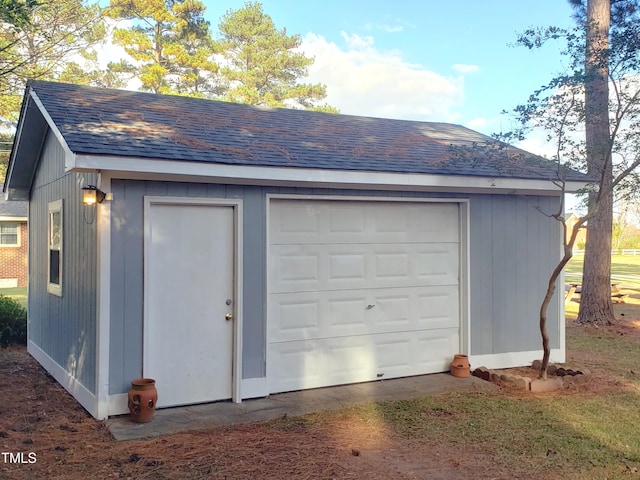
[108,393,129,416]
[28,340,98,418]
[95,174,112,420]
[73,154,588,195]
[241,377,269,399]
[470,349,565,371]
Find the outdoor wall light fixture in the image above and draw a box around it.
[81,185,106,205]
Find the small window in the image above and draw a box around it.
[0,222,19,246]
[48,200,62,296]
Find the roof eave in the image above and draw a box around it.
[74,153,590,195]
[4,87,76,201]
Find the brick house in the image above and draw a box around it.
[0,183,28,287]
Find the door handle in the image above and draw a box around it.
[225,313,233,321]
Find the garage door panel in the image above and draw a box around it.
[268,199,461,394]
[330,252,366,280]
[416,248,459,282]
[268,341,324,391]
[269,329,459,393]
[270,200,459,245]
[415,331,462,371]
[372,203,459,243]
[271,243,459,293]
[270,290,369,342]
[276,300,322,338]
[268,337,375,393]
[373,296,412,329]
[417,289,460,329]
[269,285,459,342]
[375,252,411,280]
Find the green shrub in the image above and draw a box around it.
[0,295,27,347]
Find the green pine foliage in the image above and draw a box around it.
[0,0,37,27]
[108,0,219,96]
[217,1,336,111]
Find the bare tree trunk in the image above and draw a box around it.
[539,213,587,379]
[578,0,615,326]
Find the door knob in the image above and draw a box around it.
[225,313,233,321]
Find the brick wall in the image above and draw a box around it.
[0,221,28,287]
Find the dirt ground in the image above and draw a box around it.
[1,315,638,480]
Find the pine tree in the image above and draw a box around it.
[217,1,336,111]
[108,0,219,96]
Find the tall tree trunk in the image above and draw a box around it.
[578,0,614,326]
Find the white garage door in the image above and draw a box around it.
[268,199,461,394]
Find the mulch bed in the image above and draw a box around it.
[4,311,639,480]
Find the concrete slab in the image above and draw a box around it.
[107,373,497,440]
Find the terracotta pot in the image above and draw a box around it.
[128,378,158,423]
[450,354,470,378]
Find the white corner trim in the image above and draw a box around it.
[241,377,269,400]
[233,200,244,404]
[95,174,112,420]
[108,393,129,417]
[469,348,565,371]
[459,201,471,356]
[28,340,99,418]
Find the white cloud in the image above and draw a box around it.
[465,117,487,130]
[301,32,464,122]
[452,64,479,74]
[517,135,557,159]
[96,19,133,69]
[380,24,404,33]
[363,22,403,33]
[362,19,412,34]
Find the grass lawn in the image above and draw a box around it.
[0,287,27,308]
[2,270,640,478]
[566,253,640,285]
[2,305,640,478]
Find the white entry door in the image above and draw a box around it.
[144,200,235,408]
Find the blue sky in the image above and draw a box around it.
[98,1,579,156]
[200,0,578,146]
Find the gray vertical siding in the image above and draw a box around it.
[469,195,561,354]
[109,180,563,395]
[29,131,98,393]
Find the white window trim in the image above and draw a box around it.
[0,221,20,247]
[48,199,63,296]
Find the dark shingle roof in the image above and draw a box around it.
[0,183,27,216]
[27,80,589,182]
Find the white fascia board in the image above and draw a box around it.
[29,90,77,171]
[0,216,27,221]
[73,154,589,195]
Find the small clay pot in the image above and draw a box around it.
[128,378,158,423]
[450,354,471,378]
